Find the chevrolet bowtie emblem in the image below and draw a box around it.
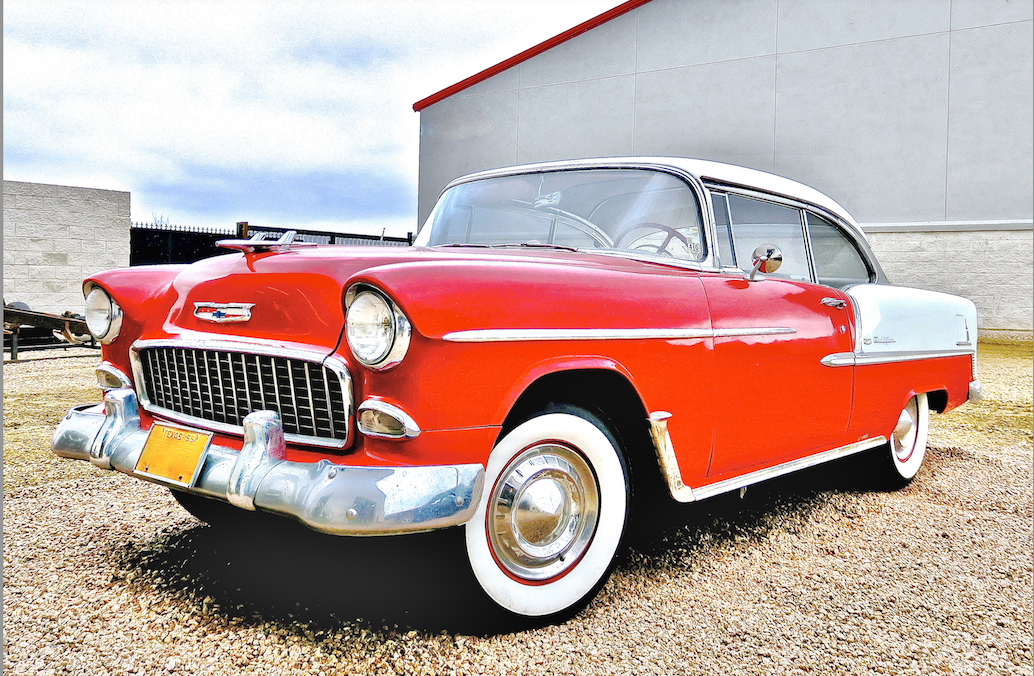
[194,302,254,323]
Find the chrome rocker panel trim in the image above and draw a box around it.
[647,410,886,503]
[52,389,485,536]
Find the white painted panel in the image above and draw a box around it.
[634,57,776,171]
[951,0,1033,29]
[946,22,1034,221]
[517,76,635,164]
[847,284,978,354]
[777,0,949,52]
[636,0,777,72]
[774,33,951,223]
[519,10,635,88]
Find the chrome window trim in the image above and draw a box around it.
[130,338,354,449]
[442,327,794,343]
[707,190,738,270]
[821,348,976,367]
[703,182,881,287]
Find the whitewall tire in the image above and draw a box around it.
[465,409,629,619]
[885,393,929,485]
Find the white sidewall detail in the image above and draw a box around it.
[465,413,627,617]
[894,393,929,480]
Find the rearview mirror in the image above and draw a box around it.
[749,244,783,281]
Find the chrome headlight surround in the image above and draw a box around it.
[344,285,411,370]
[84,283,123,344]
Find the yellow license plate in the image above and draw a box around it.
[135,423,213,488]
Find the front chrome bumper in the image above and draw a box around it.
[52,388,485,535]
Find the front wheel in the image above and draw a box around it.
[465,407,629,620]
[880,392,929,487]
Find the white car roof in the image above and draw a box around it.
[450,156,864,239]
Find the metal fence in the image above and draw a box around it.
[130,221,413,266]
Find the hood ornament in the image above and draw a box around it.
[194,302,254,323]
[216,230,316,253]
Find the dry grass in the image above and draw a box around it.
[928,342,1033,453]
[3,354,100,491]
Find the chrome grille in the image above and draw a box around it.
[137,346,350,445]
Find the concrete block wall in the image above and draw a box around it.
[3,180,130,315]
[865,228,1034,332]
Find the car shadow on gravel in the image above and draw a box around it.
[115,513,503,636]
[620,449,889,567]
[113,449,895,638]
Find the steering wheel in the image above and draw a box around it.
[614,222,691,257]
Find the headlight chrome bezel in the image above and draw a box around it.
[344,285,411,371]
[84,283,123,344]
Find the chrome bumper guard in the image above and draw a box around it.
[52,388,485,536]
[969,380,983,402]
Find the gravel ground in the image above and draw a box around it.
[3,344,1032,675]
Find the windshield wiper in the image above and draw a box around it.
[492,241,579,252]
[437,242,491,248]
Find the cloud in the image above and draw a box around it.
[3,0,626,234]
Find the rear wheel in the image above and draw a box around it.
[880,393,929,487]
[465,407,629,620]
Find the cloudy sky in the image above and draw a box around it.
[4,0,625,236]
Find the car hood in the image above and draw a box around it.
[148,245,699,350]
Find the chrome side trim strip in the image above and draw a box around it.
[443,328,712,342]
[443,327,794,343]
[712,327,796,338]
[821,353,857,367]
[690,437,888,502]
[821,349,975,367]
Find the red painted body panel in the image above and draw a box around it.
[849,355,973,442]
[86,244,975,492]
[700,276,854,478]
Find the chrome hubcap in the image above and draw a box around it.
[487,443,599,581]
[891,398,919,462]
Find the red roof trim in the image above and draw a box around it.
[412,0,653,112]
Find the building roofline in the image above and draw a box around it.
[412,0,652,112]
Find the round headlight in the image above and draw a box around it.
[346,291,395,365]
[84,286,122,343]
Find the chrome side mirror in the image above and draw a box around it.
[749,244,783,281]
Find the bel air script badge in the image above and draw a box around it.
[194,302,254,323]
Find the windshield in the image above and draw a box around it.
[421,169,705,262]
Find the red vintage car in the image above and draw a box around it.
[54,158,980,620]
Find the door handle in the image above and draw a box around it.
[821,297,847,309]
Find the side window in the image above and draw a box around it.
[807,213,872,288]
[726,194,811,282]
[710,192,737,267]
